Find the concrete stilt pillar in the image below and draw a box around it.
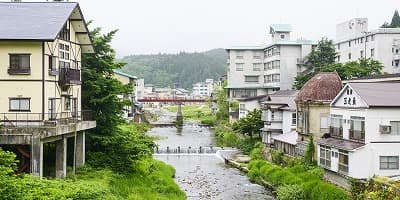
[30,134,43,176]
[56,137,67,178]
[75,131,85,167]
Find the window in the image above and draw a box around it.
[337,44,340,50]
[49,55,57,72]
[232,89,257,98]
[59,23,70,41]
[64,96,71,110]
[239,103,245,111]
[360,50,364,58]
[337,55,340,62]
[320,114,329,129]
[390,121,400,135]
[292,112,297,125]
[253,52,262,59]
[236,51,244,59]
[59,44,70,61]
[380,156,399,170]
[339,150,349,173]
[235,63,244,71]
[280,34,285,39]
[331,115,343,138]
[272,60,280,69]
[320,145,331,168]
[272,74,280,82]
[348,41,351,47]
[297,111,303,128]
[9,54,30,74]
[348,53,352,60]
[350,116,365,141]
[371,35,375,41]
[370,48,375,57]
[253,63,262,71]
[264,75,272,83]
[9,98,30,111]
[245,76,259,83]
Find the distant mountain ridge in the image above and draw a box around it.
[118,48,227,89]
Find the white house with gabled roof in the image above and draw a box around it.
[317,82,400,179]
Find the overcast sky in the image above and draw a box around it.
[14,0,399,57]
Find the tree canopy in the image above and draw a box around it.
[381,9,400,28]
[293,38,383,90]
[232,109,264,138]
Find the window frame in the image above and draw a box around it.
[9,97,31,112]
[380,156,399,170]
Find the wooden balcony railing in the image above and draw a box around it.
[59,68,81,85]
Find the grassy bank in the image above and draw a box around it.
[76,159,185,200]
[164,105,216,125]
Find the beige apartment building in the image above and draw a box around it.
[0,2,95,178]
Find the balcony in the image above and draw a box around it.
[349,129,365,143]
[8,68,31,75]
[59,68,81,85]
[0,110,93,127]
[329,126,343,138]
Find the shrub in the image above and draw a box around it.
[310,182,349,200]
[307,167,324,179]
[271,150,284,165]
[200,117,216,126]
[276,184,306,200]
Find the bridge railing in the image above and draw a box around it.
[154,146,224,154]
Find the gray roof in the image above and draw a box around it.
[270,24,292,33]
[113,70,138,79]
[262,90,298,110]
[348,82,400,107]
[317,137,365,151]
[0,2,93,52]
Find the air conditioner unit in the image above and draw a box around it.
[379,125,391,134]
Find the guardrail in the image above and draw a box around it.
[0,110,93,127]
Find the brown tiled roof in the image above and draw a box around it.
[296,72,342,102]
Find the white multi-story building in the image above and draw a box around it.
[192,79,214,97]
[317,82,400,179]
[260,90,298,148]
[335,18,400,73]
[226,24,315,120]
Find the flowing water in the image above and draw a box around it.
[148,125,275,200]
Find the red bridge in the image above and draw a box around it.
[137,97,216,103]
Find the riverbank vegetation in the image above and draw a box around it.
[164,104,216,125]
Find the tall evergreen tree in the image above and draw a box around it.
[390,9,400,28]
[82,26,132,146]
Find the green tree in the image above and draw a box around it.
[233,109,263,138]
[304,135,315,165]
[215,81,229,122]
[81,26,156,171]
[305,38,337,71]
[293,38,337,90]
[391,9,400,28]
[82,26,132,137]
[381,10,400,28]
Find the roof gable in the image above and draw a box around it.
[331,84,368,108]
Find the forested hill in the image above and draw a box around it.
[118,48,227,88]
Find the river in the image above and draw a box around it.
[148,124,275,200]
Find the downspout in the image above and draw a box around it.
[42,42,45,120]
